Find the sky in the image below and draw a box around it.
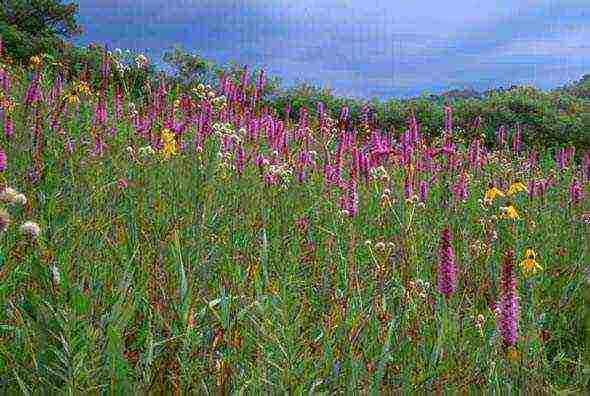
[74,0,590,100]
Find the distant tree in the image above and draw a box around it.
[0,0,82,38]
[0,0,81,64]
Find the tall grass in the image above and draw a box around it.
[0,51,588,394]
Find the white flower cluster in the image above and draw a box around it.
[370,165,389,182]
[266,163,292,189]
[0,187,27,205]
[212,122,242,144]
[109,48,148,74]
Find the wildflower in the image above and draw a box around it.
[0,187,18,204]
[507,181,528,196]
[14,193,27,205]
[484,183,505,204]
[0,208,10,232]
[570,178,582,204]
[75,81,92,96]
[135,54,149,69]
[375,241,386,251]
[64,93,80,105]
[0,147,6,172]
[497,250,519,347]
[519,248,542,277]
[500,204,520,220]
[438,227,457,299]
[29,55,42,68]
[117,179,129,189]
[20,221,41,238]
[161,129,177,159]
[51,265,61,285]
[419,180,429,203]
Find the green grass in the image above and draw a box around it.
[0,58,588,394]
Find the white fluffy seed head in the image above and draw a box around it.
[20,221,41,238]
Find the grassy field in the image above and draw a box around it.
[0,54,589,394]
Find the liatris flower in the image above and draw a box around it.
[235,144,246,175]
[404,175,413,199]
[519,248,543,277]
[583,152,590,183]
[507,180,528,196]
[452,173,469,203]
[497,250,519,347]
[24,74,42,107]
[20,221,41,238]
[419,180,429,203]
[570,177,582,204]
[4,115,13,139]
[0,208,10,233]
[555,147,566,171]
[438,227,457,299]
[444,105,453,134]
[94,97,107,125]
[511,124,522,154]
[339,178,358,218]
[0,147,6,172]
[468,138,481,168]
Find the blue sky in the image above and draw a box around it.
[74,0,590,100]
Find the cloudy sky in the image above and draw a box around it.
[75,0,590,100]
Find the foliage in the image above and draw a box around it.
[0,57,587,394]
[265,81,590,152]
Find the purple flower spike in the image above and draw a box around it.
[438,228,457,299]
[498,250,519,347]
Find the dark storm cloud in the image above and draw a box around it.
[75,0,590,99]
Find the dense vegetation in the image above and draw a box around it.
[0,1,588,393]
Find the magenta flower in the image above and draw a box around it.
[452,173,469,203]
[444,105,453,134]
[496,125,507,147]
[339,178,358,218]
[497,250,519,347]
[4,115,13,139]
[419,180,429,202]
[570,177,582,204]
[0,147,6,172]
[438,228,457,298]
[24,74,42,107]
[511,124,522,154]
[582,152,590,183]
[235,144,246,175]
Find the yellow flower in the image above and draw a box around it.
[500,205,520,220]
[161,129,177,159]
[484,186,505,203]
[29,55,42,67]
[75,82,92,96]
[507,181,528,196]
[520,248,542,277]
[64,93,80,105]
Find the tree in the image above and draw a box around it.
[0,0,82,39]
